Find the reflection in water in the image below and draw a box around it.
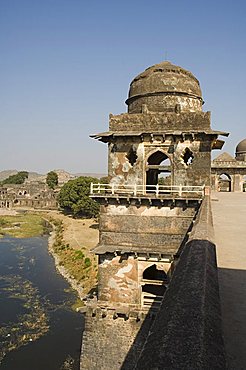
[0,237,84,370]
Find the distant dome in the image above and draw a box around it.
[236,138,246,154]
[126,61,203,114]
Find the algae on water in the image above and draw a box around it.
[0,214,48,238]
[0,275,49,364]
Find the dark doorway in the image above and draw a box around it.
[146,151,171,188]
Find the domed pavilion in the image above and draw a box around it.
[81,60,229,369]
[212,138,246,192]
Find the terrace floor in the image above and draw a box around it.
[212,192,246,369]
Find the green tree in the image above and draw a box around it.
[58,176,100,218]
[2,171,28,185]
[100,176,109,184]
[46,171,58,189]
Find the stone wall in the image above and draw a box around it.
[109,111,211,132]
[134,196,226,369]
[107,112,213,188]
[97,202,198,256]
[80,307,154,370]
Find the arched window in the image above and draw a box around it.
[141,264,168,309]
[218,173,231,192]
[146,151,171,187]
[243,175,246,192]
[143,264,168,281]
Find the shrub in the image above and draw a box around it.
[84,257,92,268]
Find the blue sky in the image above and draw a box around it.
[1,0,246,173]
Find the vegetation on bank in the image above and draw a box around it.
[0,214,48,238]
[1,171,29,185]
[48,217,97,294]
[0,210,98,296]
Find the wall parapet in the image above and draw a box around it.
[134,196,226,370]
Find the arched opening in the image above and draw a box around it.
[141,264,169,309]
[243,175,246,192]
[182,148,194,166]
[146,151,171,189]
[143,264,167,281]
[218,173,232,192]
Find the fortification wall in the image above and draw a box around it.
[134,196,226,369]
[80,197,226,369]
[80,307,153,370]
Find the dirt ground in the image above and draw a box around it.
[46,211,99,252]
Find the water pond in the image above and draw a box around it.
[0,236,84,370]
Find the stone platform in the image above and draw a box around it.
[212,192,246,369]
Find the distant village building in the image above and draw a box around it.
[211,138,246,192]
[0,183,58,209]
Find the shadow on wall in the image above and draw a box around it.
[218,267,246,370]
[121,239,226,370]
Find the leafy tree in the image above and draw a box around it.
[2,171,28,185]
[100,176,109,184]
[58,176,100,218]
[46,171,58,189]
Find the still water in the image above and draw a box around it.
[0,236,84,370]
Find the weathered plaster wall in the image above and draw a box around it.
[108,140,145,185]
[98,203,197,256]
[98,254,140,304]
[97,252,173,306]
[173,137,212,186]
[108,112,213,187]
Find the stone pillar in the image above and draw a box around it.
[234,174,243,192]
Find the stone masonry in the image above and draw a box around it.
[80,61,227,369]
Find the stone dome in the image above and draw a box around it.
[236,139,246,154]
[125,61,204,114]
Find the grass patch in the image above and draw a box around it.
[0,214,47,238]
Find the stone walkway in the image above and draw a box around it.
[211,192,246,370]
